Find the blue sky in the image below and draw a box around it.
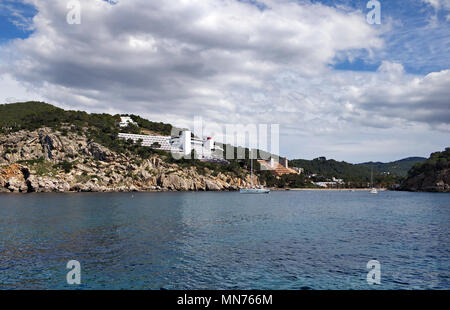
[0,0,449,162]
[0,0,36,43]
[320,0,449,74]
[2,1,449,73]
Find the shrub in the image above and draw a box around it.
[53,160,74,173]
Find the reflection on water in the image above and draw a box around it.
[0,191,449,289]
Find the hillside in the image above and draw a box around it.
[359,157,426,177]
[0,101,63,128]
[289,156,423,187]
[1,101,436,192]
[290,157,371,181]
[400,148,449,192]
[0,102,260,193]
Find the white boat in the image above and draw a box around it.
[240,188,270,194]
[369,167,378,194]
[240,149,270,194]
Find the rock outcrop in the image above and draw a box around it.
[0,164,31,193]
[400,169,449,192]
[399,148,449,193]
[0,127,256,193]
[87,142,115,162]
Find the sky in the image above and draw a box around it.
[0,0,449,163]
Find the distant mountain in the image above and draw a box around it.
[359,157,426,177]
[289,156,426,187]
[290,157,371,182]
[400,148,449,192]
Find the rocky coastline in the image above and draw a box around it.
[399,169,449,193]
[0,128,258,193]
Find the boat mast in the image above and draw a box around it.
[250,149,254,188]
[371,167,373,188]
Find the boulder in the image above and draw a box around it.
[205,180,222,191]
[87,142,115,162]
[6,177,26,192]
[160,174,190,191]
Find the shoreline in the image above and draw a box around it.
[0,187,389,194]
[1,188,447,194]
[277,188,388,191]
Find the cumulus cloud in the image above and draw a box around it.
[423,0,450,10]
[0,73,43,103]
[340,63,450,129]
[1,0,449,161]
[4,0,382,120]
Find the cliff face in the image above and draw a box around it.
[399,148,450,193]
[400,169,449,193]
[0,128,257,193]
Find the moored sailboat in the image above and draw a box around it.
[370,167,378,194]
[240,150,270,194]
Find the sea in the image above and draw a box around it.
[0,190,449,289]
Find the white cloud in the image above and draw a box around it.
[1,0,448,161]
[0,73,43,103]
[4,0,382,114]
[423,0,450,10]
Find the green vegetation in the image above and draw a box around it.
[2,101,429,189]
[75,174,91,183]
[17,157,46,166]
[128,114,172,136]
[164,149,245,177]
[406,148,449,178]
[0,102,63,129]
[151,142,161,149]
[290,157,371,182]
[289,156,407,187]
[0,102,172,158]
[17,157,58,176]
[35,161,58,176]
[259,171,312,188]
[360,157,426,177]
[53,160,75,173]
[0,102,270,181]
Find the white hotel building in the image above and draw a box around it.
[118,117,221,159]
[118,116,137,128]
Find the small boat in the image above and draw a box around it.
[240,149,270,194]
[240,188,270,194]
[369,167,378,194]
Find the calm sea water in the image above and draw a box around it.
[0,191,449,290]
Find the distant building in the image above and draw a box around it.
[118,133,177,152]
[314,181,337,188]
[258,158,300,176]
[292,167,304,174]
[118,130,222,159]
[119,116,137,128]
[332,177,344,184]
